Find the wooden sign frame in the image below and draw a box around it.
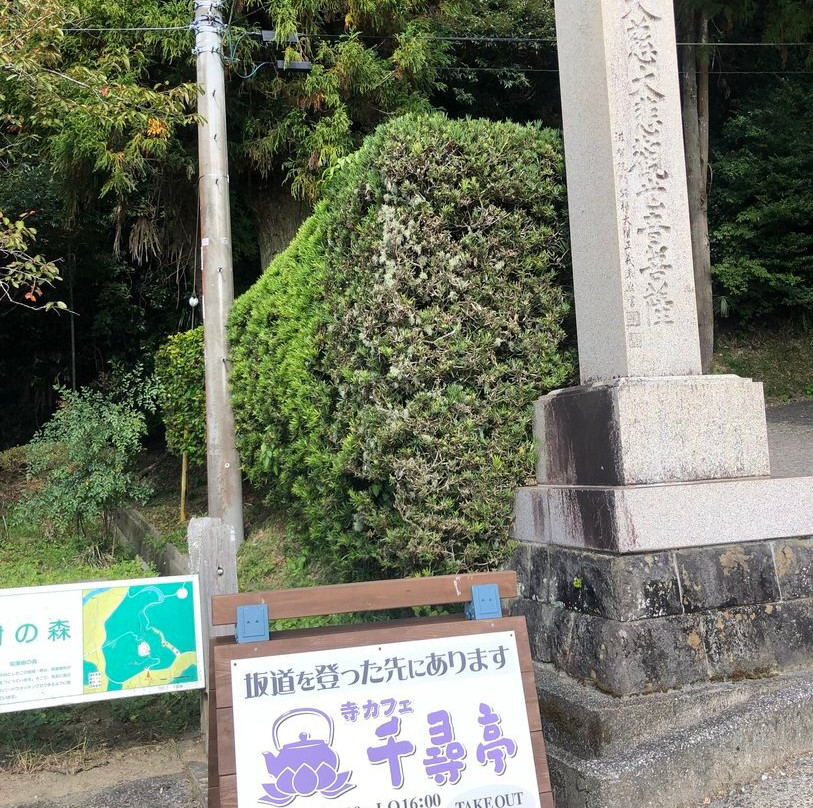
[208,572,554,808]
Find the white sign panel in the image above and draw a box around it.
[0,575,204,713]
[231,631,540,808]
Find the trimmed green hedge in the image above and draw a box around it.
[228,113,574,579]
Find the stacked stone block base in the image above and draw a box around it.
[509,537,813,696]
[533,662,813,808]
[508,537,813,807]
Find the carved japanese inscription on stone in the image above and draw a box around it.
[620,0,675,347]
[554,0,702,379]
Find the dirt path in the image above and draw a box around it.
[0,738,205,808]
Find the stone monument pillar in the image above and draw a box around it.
[511,2,813,806]
[516,0,813,554]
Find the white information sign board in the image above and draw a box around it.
[0,575,204,713]
[230,630,539,808]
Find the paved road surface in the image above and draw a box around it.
[699,752,813,808]
[767,401,813,477]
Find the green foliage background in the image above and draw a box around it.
[21,386,152,536]
[155,327,206,465]
[711,78,813,320]
[227,113,574,579]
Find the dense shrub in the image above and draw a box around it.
[155,327,206,465]
[0,445,26,511]
[710,78,813,320]
[229,113,574,579]
[21,386,151,536]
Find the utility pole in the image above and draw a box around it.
[193,0,244,549]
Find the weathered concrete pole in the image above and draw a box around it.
[194,0,244,549]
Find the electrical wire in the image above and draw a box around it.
[4,23,811,79]
[438,66,559,73]
[230,60,274,80]
[301,32,813,46]
[3,24,810,48]
[438,65,813,74]
[696,69,813,74]
[62,26,191,32]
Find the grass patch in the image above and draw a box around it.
[136,449,278,557]
[0,692,199,773]
[136,451,207,552]
[0,525,149,589]
[713,324,813,403]
[236,512,361,630]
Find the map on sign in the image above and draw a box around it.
[82,581,199,694]
[0,575,204,713]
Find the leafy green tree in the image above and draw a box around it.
[676,0,813,364]
[154,327,205,520]
[1,0,559,267]
[0,0,198,251]
[223,0,452,266]
[1,2,202,442]
[710,78,813,319]
[431,0,559,123]
[1,0,450,270]
[0,210,64,310]
[155,328,206,466]
[0,0,559,447]
[231,0,558,264]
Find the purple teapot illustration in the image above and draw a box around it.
[259,707,356,806]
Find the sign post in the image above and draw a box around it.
[207,573,554,808]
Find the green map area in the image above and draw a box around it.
[82,582,198,693]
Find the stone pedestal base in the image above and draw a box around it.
[535,375,770,486]
[509,537,813,696]
[507,538,813,806]
[532,662,813,808]
[523,375,809,804]
[514,475,813,552]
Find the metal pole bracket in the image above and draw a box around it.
[464,583,502,620]
[236,603,270,643]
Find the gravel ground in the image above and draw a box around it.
[12,775,200,808]
[698,753,813,808]
[0,740,206,808]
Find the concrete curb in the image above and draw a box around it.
[113,507,190,576]
[546,667,813,808]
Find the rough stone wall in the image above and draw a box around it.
[509,537,813,695]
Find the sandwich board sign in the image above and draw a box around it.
[207,573,554,808]
[231,630,539,808]
[0,575,204,713]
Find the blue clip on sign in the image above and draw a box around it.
[465,583,502,620]
[236,603,270,643]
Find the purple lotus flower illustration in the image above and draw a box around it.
[259,708,356,806]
